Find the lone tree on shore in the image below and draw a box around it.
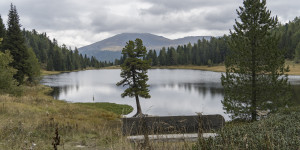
[117,38,151,117]
[221,0,291,121]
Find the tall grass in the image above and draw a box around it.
[0,85,134,149]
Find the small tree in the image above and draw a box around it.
[0,39,18,94]
[221,0,291,121]
[117,38,151,117]
[25,48,40,83]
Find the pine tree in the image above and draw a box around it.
[0,15,5,51]
[294,42,300,63]
[221,0,291,121]
[152,50,158,66]
[158,47,167,66]
[3,4,30,84]
[117,38,151,117]
[0,15,5,39]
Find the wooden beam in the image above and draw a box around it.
[122,115,225,136]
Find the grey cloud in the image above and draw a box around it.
[140,0,238,15]
[0,0,299,48]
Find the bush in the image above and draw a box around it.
[0,50,21,95]
[194,107,300,149]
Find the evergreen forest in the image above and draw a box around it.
[116,17,300,67]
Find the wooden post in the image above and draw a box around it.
[197,113,203,138]
[142,116,150,148]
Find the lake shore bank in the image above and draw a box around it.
[41,67,99,76]
[102,61,300,75]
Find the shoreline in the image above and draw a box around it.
[42,61,300,76]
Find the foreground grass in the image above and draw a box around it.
[0,85,196,149]
[0,85,134,149]
[194,106,300,149]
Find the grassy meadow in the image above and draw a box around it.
[0,85,135,149]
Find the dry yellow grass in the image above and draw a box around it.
[152,65,226,72]
[152,61,300,75]
[41,70,62,76]
[286,60,300,75]
[41,67,97,76]
[102,65,121,69]
[0,85,135,149]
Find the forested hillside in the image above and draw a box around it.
[277,17,300,61]
[130,17,300,67]
[22,30,113,71]
[145,36,230,66]
[116,36,230,66]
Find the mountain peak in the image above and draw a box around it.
[78,33,211,62]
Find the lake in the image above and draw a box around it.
[41,69,300,121]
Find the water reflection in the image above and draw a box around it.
[41,69,300,121]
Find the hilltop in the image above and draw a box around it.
[78,33,211,62]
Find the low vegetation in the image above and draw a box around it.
[75,102,133,116]
[194,107,300,149]
[0,85,134,149]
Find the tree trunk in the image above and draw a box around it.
[133,94,143,117]
[132,69,143,117]
[251,39,257,121]
[251,69,257,121]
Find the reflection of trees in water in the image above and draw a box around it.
[162,83,224,98]
[50,85,79,99]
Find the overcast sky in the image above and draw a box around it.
[0,0,299,48]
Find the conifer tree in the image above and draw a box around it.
[117,38,151,117]
[0,15,5,51]
[0,15,5,40]
[294,42,300,63]
[221,0,291,121]
[3,4,30,84]
[152,50,158,66]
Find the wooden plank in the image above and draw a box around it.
[127,133,218,142]
[122,115,225,136]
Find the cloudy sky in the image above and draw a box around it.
[0,0,299,48]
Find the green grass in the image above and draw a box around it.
[75,102,133,116]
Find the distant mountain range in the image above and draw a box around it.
[78,33,211,62]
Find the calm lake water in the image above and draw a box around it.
[41,69,300,121]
